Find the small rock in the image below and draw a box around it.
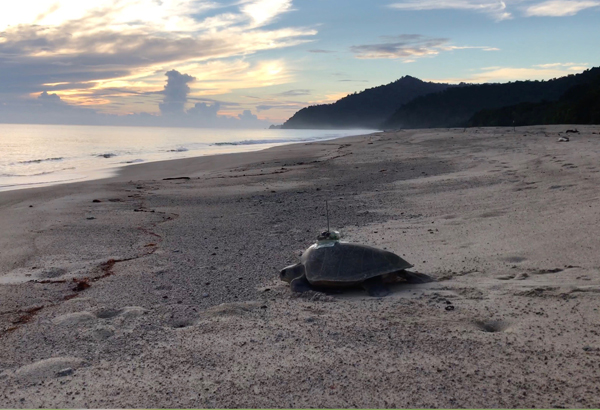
[202,293,209,298]
[558,137,569,142]
[445,306,455,311]
[86,216,96,220]
[92,199,102,203]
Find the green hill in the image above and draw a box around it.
[383,67,600,129]
[468,72,600,126]
[281,76,456,129]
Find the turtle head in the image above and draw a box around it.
[317,230,340,241]
[280,263,305,283]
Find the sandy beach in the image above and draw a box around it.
[1,125,600,408]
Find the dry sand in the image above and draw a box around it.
[1,125,600,408]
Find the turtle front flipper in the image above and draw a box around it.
[280,263,305,283]
[398,270,434,284]
[362,276,391,297]
[290,275,312,293]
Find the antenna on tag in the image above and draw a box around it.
[326,200,330,233]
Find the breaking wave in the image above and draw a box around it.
[1,167,76,178]
[211,136,336,147]
[17,157,64,164]
[2,170,57,177]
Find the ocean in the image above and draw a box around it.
[0,124,374,192]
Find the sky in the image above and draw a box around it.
[0,0,599,127]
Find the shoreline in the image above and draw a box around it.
[0,126,375,194]
[1,125,600,408]
[0,131,372,204]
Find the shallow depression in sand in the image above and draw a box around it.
[472,319,512,333]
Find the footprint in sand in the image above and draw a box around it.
[52,311,96,326]
[514,272,529,280]
[502,256,527,263]
[479,210,505,218]
[94,308,123,319]
[53,306,146,328]
[11,357,84,383]
[40,267,68,279]
[472,319,512,333]
[92,326,115,340]
[198,301,264,321]
[513,186,537,192]
[549,184,577,190]
[533,268,563,275]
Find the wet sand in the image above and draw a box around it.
[1,126,600,408]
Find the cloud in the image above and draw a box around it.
[389,0,600,19]
[0,0,316,113]
[159,70,195,115]
[389,0,513,20]
[187,102,221,119]
[308,49,336,53]
[275,89,312,96]
[524,0,600,16]
[0,91,103,125]
[241,0,294,27]
[350,35,498,60]
[37,91,63,104]
[351,35,448,59]
[238,110,258,121]
[429,63,590,83]
[534,62,589,70]
[441,45,500,51]
[256,102,305,111]
[0,71,272,128]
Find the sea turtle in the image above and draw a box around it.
[280,231,418,297]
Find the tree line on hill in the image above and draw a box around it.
[281,76,457,129]
[281,67,600,129]
[467,72,600,126]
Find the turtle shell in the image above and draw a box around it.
[301,242,413,286]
